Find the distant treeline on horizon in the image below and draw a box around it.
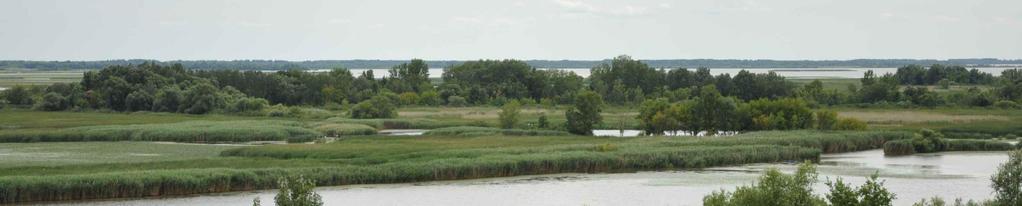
[2,58,1021,71]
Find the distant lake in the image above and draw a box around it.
[294,67,1020,79]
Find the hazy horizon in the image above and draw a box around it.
[2,0,1020,61]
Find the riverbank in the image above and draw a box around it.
[0,130,906,204]
[25,149,1011,206]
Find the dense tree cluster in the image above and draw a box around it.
[893,64,994,85]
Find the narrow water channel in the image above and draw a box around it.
[33,149,1009,206]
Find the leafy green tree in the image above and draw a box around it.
[153,87,182,112]
[180,82,223,114]
[637,98,671,135]
[498,100,521,129]
[911,129,947,153]
[566,91,603,135]
[125,90,154,112]
[991,150,1021,206]
[689,86,738,135]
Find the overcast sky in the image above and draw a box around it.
[1,0,1020,61]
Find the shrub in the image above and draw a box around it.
[230,97,269,114]
[350,95,397,119]
[825,173,895,206]
[273,176,323,206]
[833,118,867,130]
[815,110,838,130]
[418,91,441,106]
[993,100,1021,109]
[39,92,67,111]
[912,197,986,206]
[398,92,419,105]
[703,162,824,206]
[992,150,1022,206]
[498,100,521,129]
[447,96,467,107]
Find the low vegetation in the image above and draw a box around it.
[884,129,1014,155]
[704,162,895,206]
[0,120,321,143]
[422,126,571,136]
[0,130,909,203]
[311,123,376,136]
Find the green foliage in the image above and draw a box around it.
[992,150,1022,206]
[537,114,550,129]
[423,126,571,136]
[742,98,813,130]
[273,175,323,206]
[498,100,521,129]
[0,120,321,143]
[826,173,896,206]
[566,91,603,135]
[993,100,1021,110]
[690,86,739,135]
[704,162,825,206]
[3,85,34,105]
[911,129,947,153]
[418,91,441,106]
[398,92,419,105]
[350,94,398,119]
[912,197,987,206]
[39,92,67,111]
[446,95,467,107]
[815,111,838,130]
[833,118,867,130]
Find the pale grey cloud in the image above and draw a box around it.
[0,0,1019,60]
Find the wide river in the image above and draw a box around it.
[34,149,1010,206]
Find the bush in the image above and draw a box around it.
[398,92,419,105]
[498,100,521,129]
[273,176,323,206]
[815,110,838,130]
[418,91,441,106]
[230,97,269,114]
[312,123,376,136]
[350,95,397,119]
[992,150,1022,206]
[833,118,867,130]
[993,100,1021,109]
[447,96,467,107]
[704,162,824,206]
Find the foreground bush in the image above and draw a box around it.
[423,126,571,136]
[0,120,322,143]
[992,150,1021,206]
[704,162,895,206]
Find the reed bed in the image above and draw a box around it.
[883,138,1013,156]
[0,145,816,203]
[422,126,572,136]
[0,120,322,143]
[322,117,469,129]
[0,130,907,203]
[312,123,377,136]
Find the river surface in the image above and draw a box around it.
[34,149,1010,206]
[309,67,1019,79]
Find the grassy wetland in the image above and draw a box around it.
[1,60,1021,205]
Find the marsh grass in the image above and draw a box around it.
[0,120,321,143]
[312,123,376,136]
[422,126,572,136]
[0,130,907,203]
